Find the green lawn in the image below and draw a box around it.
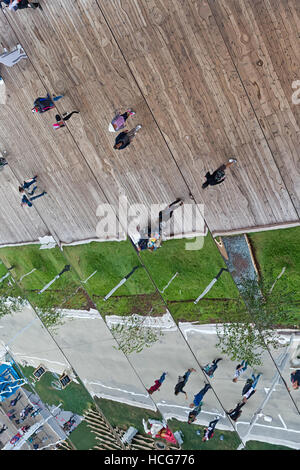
[248,227,300,293]
[20,366,94,415]
[0,245,90,310]
[248,227,300,319]
[94,398,242,450]
[168,298,238,324]
[64,240,156,297]
[95,397,162,435]
[0,236,240,324]
[139,234,239,302]
[17,365,98,449]
[64,237,239,322]
[167,418,242,450]
[244,440,293,450]
[68,419,99,450]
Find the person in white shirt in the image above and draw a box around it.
[232,360,248,383]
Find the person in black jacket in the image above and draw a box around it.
[226,401,245,421]
[202,159,237,188]
[202,417,220,441]
[174,368,196,399]
[113,125,142,150]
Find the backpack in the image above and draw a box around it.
[174,376,184,393]
[214,169,225,182]
[110,114,126,132]
[242,378,253,395]
[34,97,54,113]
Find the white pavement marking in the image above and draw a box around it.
[278,414,287,429]
[85,380,148,398]
[159,272,178,293]
[82,270,97,284]
[19,268,37,282]
[194,278,218,304]
[13,354,67,368]
[236,421,300,434]
[269,267,286,293]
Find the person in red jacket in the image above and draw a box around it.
[147,372,167,395]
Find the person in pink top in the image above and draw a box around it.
[109,108,135,132]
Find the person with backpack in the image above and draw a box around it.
[31,93,64,113]
[202,417,220,441]
[242,373,261,403]
[202,358,222,378]
[113,125,142,150]
[202,159,237,188]
[226,401,245,421]
[136,199,183,252]
[174,368,196,399]
[109,108,135,132]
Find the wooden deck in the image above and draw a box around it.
[0,0,299,244]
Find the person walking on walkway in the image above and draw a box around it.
[202,159,237,188]
[158,198,183,233]
[189,383,211,408]
[290,370,300,390]
[202,417,220,441]
[147,372,167,395]
[113,125,142,150]
[188,403,202,424]
[174,368,196,399]
[19,175,38,196]
[136,199,183,252]
[32,93,64,113]
[0,44,27,67]
[21,191,47,207]
[203,358,222,378]
[10,391,21,407]
[242,373,261,403]
[0,424,7,434]
[226,401,245,421]
[232,360,248,383]
[52,111,80,129]
[109,108,135,132]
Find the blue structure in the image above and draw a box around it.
[0,363,26,402]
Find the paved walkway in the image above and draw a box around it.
[222,235,257,287]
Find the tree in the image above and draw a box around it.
[110,314,164,355]
[0,277,27,317]
[0,274,64,330]
[216,279,298,366]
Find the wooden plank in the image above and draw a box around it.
[208,0,300,215]
[2,0,200,236]
[100,0,298,231]
[0,0,298,245]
